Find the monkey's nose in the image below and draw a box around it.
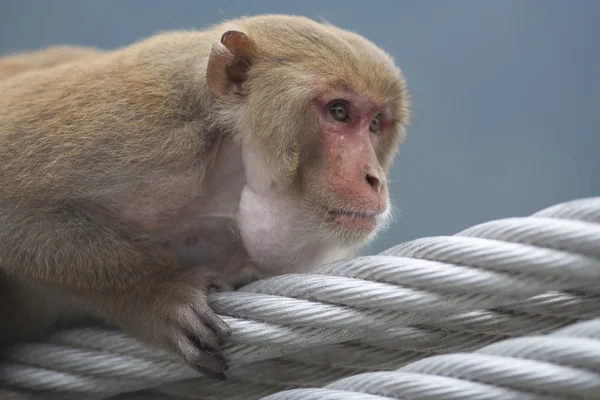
[365,169,385,193]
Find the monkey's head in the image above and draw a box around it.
[207,15,410,272]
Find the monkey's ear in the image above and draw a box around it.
[207,30,257,102]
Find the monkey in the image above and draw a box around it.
[0,45,103,81]
[0,14,410,380]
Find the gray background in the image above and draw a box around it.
[1,0,598,254]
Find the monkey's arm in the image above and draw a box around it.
[0,201,169,291]
[0,200,231,377]
[0,36,231,375]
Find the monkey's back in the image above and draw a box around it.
[0,32,216,204]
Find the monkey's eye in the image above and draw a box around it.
[328,101,350,122]
[369,115,381,134]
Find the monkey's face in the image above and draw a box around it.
[236,83,403,273]
[298,88,397,246]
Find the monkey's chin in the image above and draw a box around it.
[318,207,390,250]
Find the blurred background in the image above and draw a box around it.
[1,0,598,254]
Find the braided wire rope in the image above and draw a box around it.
[1,197,599,399]
[263,318,600,400]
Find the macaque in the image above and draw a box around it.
[0,45,102,81]
[0,14,410,379]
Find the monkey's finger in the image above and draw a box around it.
[186,326,226,356]
[179,313,222,351]
[174,332,229,374]
[195,306,232,338]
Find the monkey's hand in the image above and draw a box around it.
[0,202,233,378]
[115,268,233,379]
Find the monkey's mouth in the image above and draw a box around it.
[327,209,377,219]
[323,208,379,230]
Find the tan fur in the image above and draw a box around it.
[0,45,103,81]
[0,14,410,378]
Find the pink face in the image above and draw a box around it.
[314,89,394,232]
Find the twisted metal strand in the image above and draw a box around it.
[263,317,600,400]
